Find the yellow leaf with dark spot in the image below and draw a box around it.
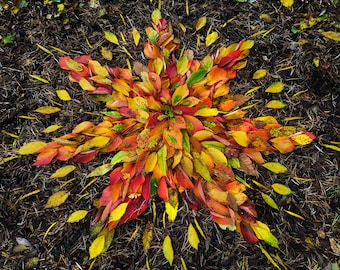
[45,190,70,208]
[18,141,47,155]
[67,210,88,223]
[50,165,76,178]
[272,183,292,195]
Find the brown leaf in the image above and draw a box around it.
[133,61,148,76]
[233,94,251,107]
[239,153,258,176]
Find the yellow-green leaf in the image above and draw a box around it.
[18,141,47,155]
[194,107,218,117]
[163,235,174,265]
[157,145,167,176]
[16,189,40,202]
[165,202,178,222]
[36,43,53,55]
[321,31,340,42]
[251,221,279,248]
[30,75,49,84]
[50,165,76,178]
[265,100,286,109]
[153,57,163,75]
[193,152,212,181]
[0,156,19,165]
[188,223,200,250]
[280,0,294,8]
[195,16,207,31]
[252,69,267,79]
[45,190,70,208]
[176,56,189,75]
[101,47,113,61]
[284,210,305,220]
[265,82,285,93]
[87,164,113,178]
[132,28,141,46]
[151,9,162,25]
[34,106,60,114]
[205,31,219,47]
[89,235,105,259]
[56,89,71,101]
[261,193,279,210]
[104,31,119,45]
[42,124,62,133]
[109,202,129,222]
[272,183,292,195]
[172,84,189,105]
[83,136,110,151]
[239,39,255,50]
[67,210,88,223]
[262,162,287,174]
[257,245,281,269]
[321,144,340,152]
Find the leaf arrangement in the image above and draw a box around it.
[19,9,316,265]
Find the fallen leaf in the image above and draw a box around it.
[265,100,286,109]
[206,31,219,47]
[257,244,281,269]
[252,69,267,79]
[132,28,141,46]
[34,106,60,114]
[30,75,49,84]
[265,82,285,93]
[42,124,62,133]
[142,223,153,252]
[56,89,72,101]
[18,141,47,155]
[87,164,113,177]
[284,210,305,220]
[272,183,292,195]
[89,235,105,259]
[45,190,70,208]
[104,31,119,45]
[188,223,200,250]
[321,31,340,42]
[101,47,113,61]
[261,193,279,210]
[262,162,288,174]
[280,0,294,8]
[50,165,76,178]
[67,210,88,223]
[196,16,207,31]
[321,144,340,152]
[109,202,129,222]
[163,235,174,265]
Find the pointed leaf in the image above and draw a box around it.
[196,16,207,31]
[271,183,292,195]
[290,132,315,145]
[111,150,130,165]
[176,56,189,75]
[194,107,219,117]
[67,210,88,223]
[42,124,63,133]
[87,164,113,177]
[163,235,174,265]
[50,165,76,178]
[142,223,153,251]
[157,145,167,176]
[322,144,340,152]
[280,0,294,8]
[45,190,70,208]
[89,235,105,259]
[18,141,47,155]
[284,210,305,220]
[104,31,119,45]
[252,69,267,79]
[79,78,96,91]
[257,245,281,269]
[151,9,162,25]
[205,32,219,47]
[262,162,287,174]
[34,106,60,114]
[172,84,189,105]
[132,28,141,46]
[165,202,178,222]
[187,69,207,86]
[321,31,340,42]
[230,130,250,147]
[265,82,285,93]
[266,100,286,109]
[261,193,279,210]
[72,121,94,133]
[251,221,279,248]
[56,89,71,101]
[109,202,129,222]
[188,223,200,250]
[101,47,113,61]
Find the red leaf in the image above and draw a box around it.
[142,175,151,200]
[130,174,145,193]
[74,55,92,64]
[240,222,259,244]
[109,167,123,184]
[175,166,194,190]
[119,197,148,224]
[33,148,58,166]
[193,179,206,204]
[218,50,242,68]
[157,177,169,201]
[73,150,98,163]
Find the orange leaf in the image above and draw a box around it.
[218,99,236,112]
[270,137,295,154]
[33,148,58,166]
[207,67,227,85]
[72,121,94,133]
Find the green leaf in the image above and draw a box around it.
[261,193,279,210]
[110,150,130,165]
[271,183,292,195]
[157,145,167,176]
[186,69,207,86]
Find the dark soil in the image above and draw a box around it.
[0,0,339,269]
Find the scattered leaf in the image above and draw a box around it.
[36,43,53,55]
[252,69,267,79]
[196,16,207,31]
[30,75,49,84]
[188,223,200,250]
[18,141,47,155]
[87,164,113,177]
[104,31,119,45]
[257,244,281,269]
[0,156,19,165]
[272,183,292,195]
[132,28,141,46]
[45,190,70,208]
[56,89,72,101]
[34,106,61,114]
[284,210,305,220]
[67,210,88,223]
[109,202,129,222]
[321,31,340,42]
[89,235,105,259]
[206,31,219,47]
[43,124,62,133]
[261,193,279,210]
[265,82,285,93]
[322,144,340,152]
[262,162,288,174]
[101,47,113,61]
[280,0,294,8]
[265,100,286,109]
[43,222,57,240]
[163,235,174,265]
[50,165,76,178]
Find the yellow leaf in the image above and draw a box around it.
[132,28,141,46]
[56,89,71,101]
[153,57,164,75]
[67,210,88,223]
[262,162,287,174]
[206,147,228,166]
[192,130,213,141]
[188,223,200,250]
[109,202,128,222]
[43,222,57,240]
[18,141,47,155]
[284,210,305,220]
[284,116,303,121]
[151,9,162,25]
[45,190,70,208]
[265,100,286,109]
[89,235,105,259]
[87,164,113,178]
[34,106,61,114]
[292,176,314,181]
[16,189,40,202]
[36,43,53,55]
[280,0,294,7]
[251,221,279,248]
[163,235,174,265]
[179,23,186,33]
[257,245,281,269]
[122,46,134,59]
[181,257,188,270]
[142,223,153,252]
[321,31,340,42]
[82,136,110,151]
[50,45,68,55]
[245,86,262,95]
[101,47,113,61]
[165,202,178,222]
[104,31,119,45]
[261,193,279,210]
[196,16,207,31]
[205,32,219,47]
[265,82,285,93]
[290,133,314,145]
[252,180,270,191]
[321,144,340,152]
[313,58,319,67]
[50,165,76,178]
[30,75,49,84]
[194,218,206,239]
[252,69,267,79]
[18,115,36,120]
[194,107,218,117]
[42,124,62,133]
[230,130,250,147]
[0,156,19,165]
[145,152,158,173]
[272,183,292,195]
[239,39,255,50]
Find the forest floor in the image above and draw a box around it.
[0,0,339,269]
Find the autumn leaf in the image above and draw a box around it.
[56,89,71,101]
[109,202,129,222]
[165,201,178,222]
[261,193,279,210]
[230,130,250,147]
[322,144,340,152]
[45,190,70,208]
[101,47,113,61]
[284,210,305,220]
[67,210,88,223]
[262,162,288,174]
[321,31,340,42]
[132,28,141,46]
[195,16,207,31]
[188,223,200,250]
[87,164,113,177]
[266,100,286,109]
[30,75,49,84]
[50,165,76,178]
[163,235,174,265]
[104,31,119,45]
[265,82,285,93]
[34,106,61,114]
[251,221,279,248]
[18,141,47,155]
[206,32,219,47]
[257,244,281,269]
[142,223,153,252]
[271,183,292,195]
[252,69,267,79]
[280,0,294,8]
[89,235,105,259]
[290,132,315,145]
